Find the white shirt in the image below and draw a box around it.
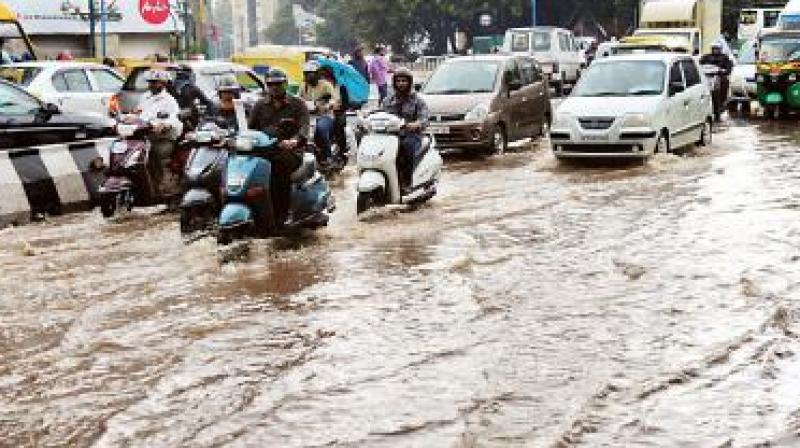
[137,89,183,139]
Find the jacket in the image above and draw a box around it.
[138,89,183,140]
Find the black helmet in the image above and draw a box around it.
[392,67,414,89]
[264,68,288,85]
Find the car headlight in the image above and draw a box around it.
[465,103,489,121]
[552,112,574,128]
[622,113,652,128]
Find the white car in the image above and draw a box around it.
[0,62,123,117]
[504,26,584,94]
[550,53,714,159]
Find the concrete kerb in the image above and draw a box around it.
[0,138,114,229]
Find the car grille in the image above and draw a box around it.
[431,113,466,122]
[578,117,615,130]
[557,144,638,153]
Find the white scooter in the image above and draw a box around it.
[356,112,442,214]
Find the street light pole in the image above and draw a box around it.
[531,0,537,26]
[88,0,96,57]
[100,0,107,57]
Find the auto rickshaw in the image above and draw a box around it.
[755,30,800,119]
[0,1,37,62]
[232,45,336,95]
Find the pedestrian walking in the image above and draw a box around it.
[349,44,370,83]
[369,45,391,106]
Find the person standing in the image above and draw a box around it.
[349,44,370,83]
[369,45,391,106]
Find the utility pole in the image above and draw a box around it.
[183,0,191,57]
[100,0,107,57]
[88,0,97,57]
[532,0,537,26]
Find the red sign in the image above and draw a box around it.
[139,0,170,25]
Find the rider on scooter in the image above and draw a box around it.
[301,60,340,164]
[136,69,184,187]
[248,68,309,230]
[700,42,733,117]
[380,67,430,193]
[214,75,244,130]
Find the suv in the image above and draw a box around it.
[114,61,265,114]
[422,55,551,154]
[550,53,713,159]
[504,27,584,94]
[0,79,114,149]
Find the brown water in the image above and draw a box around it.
[1,118,800,447]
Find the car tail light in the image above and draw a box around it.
[109,93,120,116]
[245,186,265,201]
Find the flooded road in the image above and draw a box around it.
[2,118,800,447]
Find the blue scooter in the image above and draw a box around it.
[217,130,333,245]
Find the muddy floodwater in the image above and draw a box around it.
[2,118,800,447]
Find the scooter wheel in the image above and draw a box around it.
[217,229,233,246]
[356,192,372,215]
[100,195,117,218]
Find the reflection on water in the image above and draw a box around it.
[1,121,800,446]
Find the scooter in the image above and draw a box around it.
[217,129,333,245]
[179,120,230,235]
[702,64,728,122]
[355,112,442,214]
[97,114,187,218]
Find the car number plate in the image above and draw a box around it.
[582,134,608,142]
[429,125,450,134]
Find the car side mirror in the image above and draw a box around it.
[669,81,685,96]
[44,103,61,115]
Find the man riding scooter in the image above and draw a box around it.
[700,42,733,121]
[380,67,430,194]
[248,68,309,231]
[300,60,340,166]
[136,69,184,188]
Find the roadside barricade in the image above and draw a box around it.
[0,138,114,228]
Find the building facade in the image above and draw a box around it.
[207,0,279,58]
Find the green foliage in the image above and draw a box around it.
[264,2,299,45]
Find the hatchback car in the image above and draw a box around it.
[549,53,713,159]
[0,79,114,150]
[0,62,123,118]
[422,55,551,154]
[115,61,265,114]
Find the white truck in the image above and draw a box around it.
[633,0,722,55]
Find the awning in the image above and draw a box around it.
[641,0,697,23]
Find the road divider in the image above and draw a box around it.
[0,139,114,229]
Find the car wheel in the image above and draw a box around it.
[489,125,508,155]
[697,119,712,147]
[742,101,752,115]
[655,132,670,154]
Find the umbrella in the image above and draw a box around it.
[316,57,370,107]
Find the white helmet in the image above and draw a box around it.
[303,60,321,73]
[145,69,172,83]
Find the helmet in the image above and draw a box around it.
[392,67,414,84]
[303,61,322,73]
[145,69,172,83]
[264,68,288,85]
[217,75,241,93]
[175,69,195,83]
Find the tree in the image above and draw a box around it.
[264,2,299,45]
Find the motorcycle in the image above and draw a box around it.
[179,120,231,235]
[702,64,728,122]
[355,112,443,214]
[217,129,333,245]
[97,114,187,218]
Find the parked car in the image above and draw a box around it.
[0,62,123,117]
[503,26,584,94]
[729,39,757,113]
[549,53,713,159]
[0,79,114,149]
[421,54,551,154]
[114,61,266,114]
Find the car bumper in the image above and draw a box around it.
[428,120,492,149]
[550,128,657,158]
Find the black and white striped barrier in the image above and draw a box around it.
[0,139,114,228]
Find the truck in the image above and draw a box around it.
[633,0,722,55]
[0,1,36,62]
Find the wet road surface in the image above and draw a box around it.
[1,117,800,447]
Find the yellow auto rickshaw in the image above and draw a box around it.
[232,44,336,95]
[0,1,37,61]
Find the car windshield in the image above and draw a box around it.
[423,61,499,95]
[507,31,550,52]
[0,67,41,86]
[759,38,800,62]
[0,82,41,115]
[572,60,665,97]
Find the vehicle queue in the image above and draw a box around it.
[0,5,796,248]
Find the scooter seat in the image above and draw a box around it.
[291,153,317,184]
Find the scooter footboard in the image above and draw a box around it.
[219,203,254,229]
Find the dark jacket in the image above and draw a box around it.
[699,53,733,76]
[381,91,430,136]
[248,95,310,141]
[349,57,370,83]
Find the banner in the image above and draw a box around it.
[4,0,184,34]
